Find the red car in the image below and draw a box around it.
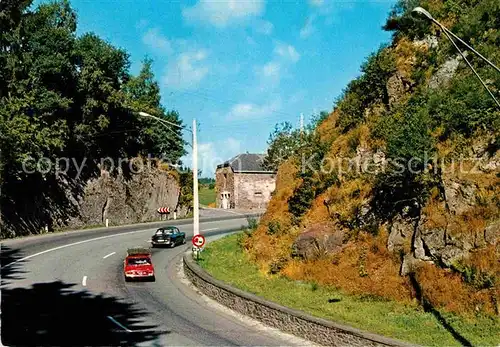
[123,248,155,282]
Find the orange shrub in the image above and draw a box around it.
[422,197,448,230]
[302,192,331,226]
[282,230,413,302]
[325,178,373,228]
[256,159,299,228]
[316,110,339,144]
[415,262,497,316]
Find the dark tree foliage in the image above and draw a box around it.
[0,0,186,237]
[287,130,335,223]
[336,45,396,133]
[262,121,301,171]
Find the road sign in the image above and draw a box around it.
[192,234,205,248]
[157,207,170,214]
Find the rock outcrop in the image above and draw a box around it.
[58,166,184,229]
[386,71,412,107]
[387,144,500,275]
[292,223,345,260]
[428,54,462,90]
[387,216,416,254]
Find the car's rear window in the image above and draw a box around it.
[127,257,151,265]
[156,229,173,234]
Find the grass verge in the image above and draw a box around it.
[199,186,216,206]
[197,233,500,347]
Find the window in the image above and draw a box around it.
[127,257,151,266]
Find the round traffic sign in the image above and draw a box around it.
[192,234,205,248]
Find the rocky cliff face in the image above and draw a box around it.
[244,10,500,318]
[58,166,185,229]
[389,137,500,275]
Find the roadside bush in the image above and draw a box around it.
[268,256,288,275]
[452,262,496,290]
[266,220,282,236]
[287,132,334,223]
[385,99,434,165]
[237,228,255,249]
[288,174,316,221]
[415,262,497,316]
[371,94,437,221]
[336,46,396,133]
[236,233,246,249]
[427,74,500,139]
[246,216,259,231]
[371,167,434,221]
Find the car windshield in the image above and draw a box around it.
[127,257,151,266]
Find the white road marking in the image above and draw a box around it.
[82,276,87,286]
[107,316,132,332]
[1,228,153,269]
[201,228,219,232]
[0,218,249,269]
[103,252,116,259]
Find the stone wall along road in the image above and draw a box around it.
[183,252,419,347]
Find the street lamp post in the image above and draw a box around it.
[138,111,199,238]
[412,7,500,108]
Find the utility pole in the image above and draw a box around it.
[192,119,199,238]
[137,111,199,238]
[300,113,304,133]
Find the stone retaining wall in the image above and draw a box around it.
[183,253,418,347]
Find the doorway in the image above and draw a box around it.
[220,191,231,209]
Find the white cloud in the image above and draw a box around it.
[163,49,210,90]
[255,20,274,35]
[181,137,242,177]
[224,137,242,153]
[253,41,299,90]
[261,62,281,78]
[309,0,324,6]
[274,43,300,63]
[253,62,281,88]
[182,0,265,28]
[142,28,173,55]
[300,15,316,39]
[226,99,281,120]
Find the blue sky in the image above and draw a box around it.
[35,0,396,177]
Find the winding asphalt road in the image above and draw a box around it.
[0,214,308,346]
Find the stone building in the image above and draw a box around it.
[215,153,276,209]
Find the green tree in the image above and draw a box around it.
[123,58,186,163]
[0,0,188,237]
[262,121,301,171]
[336,45,396,133]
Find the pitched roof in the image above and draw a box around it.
[217,153,275,173]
